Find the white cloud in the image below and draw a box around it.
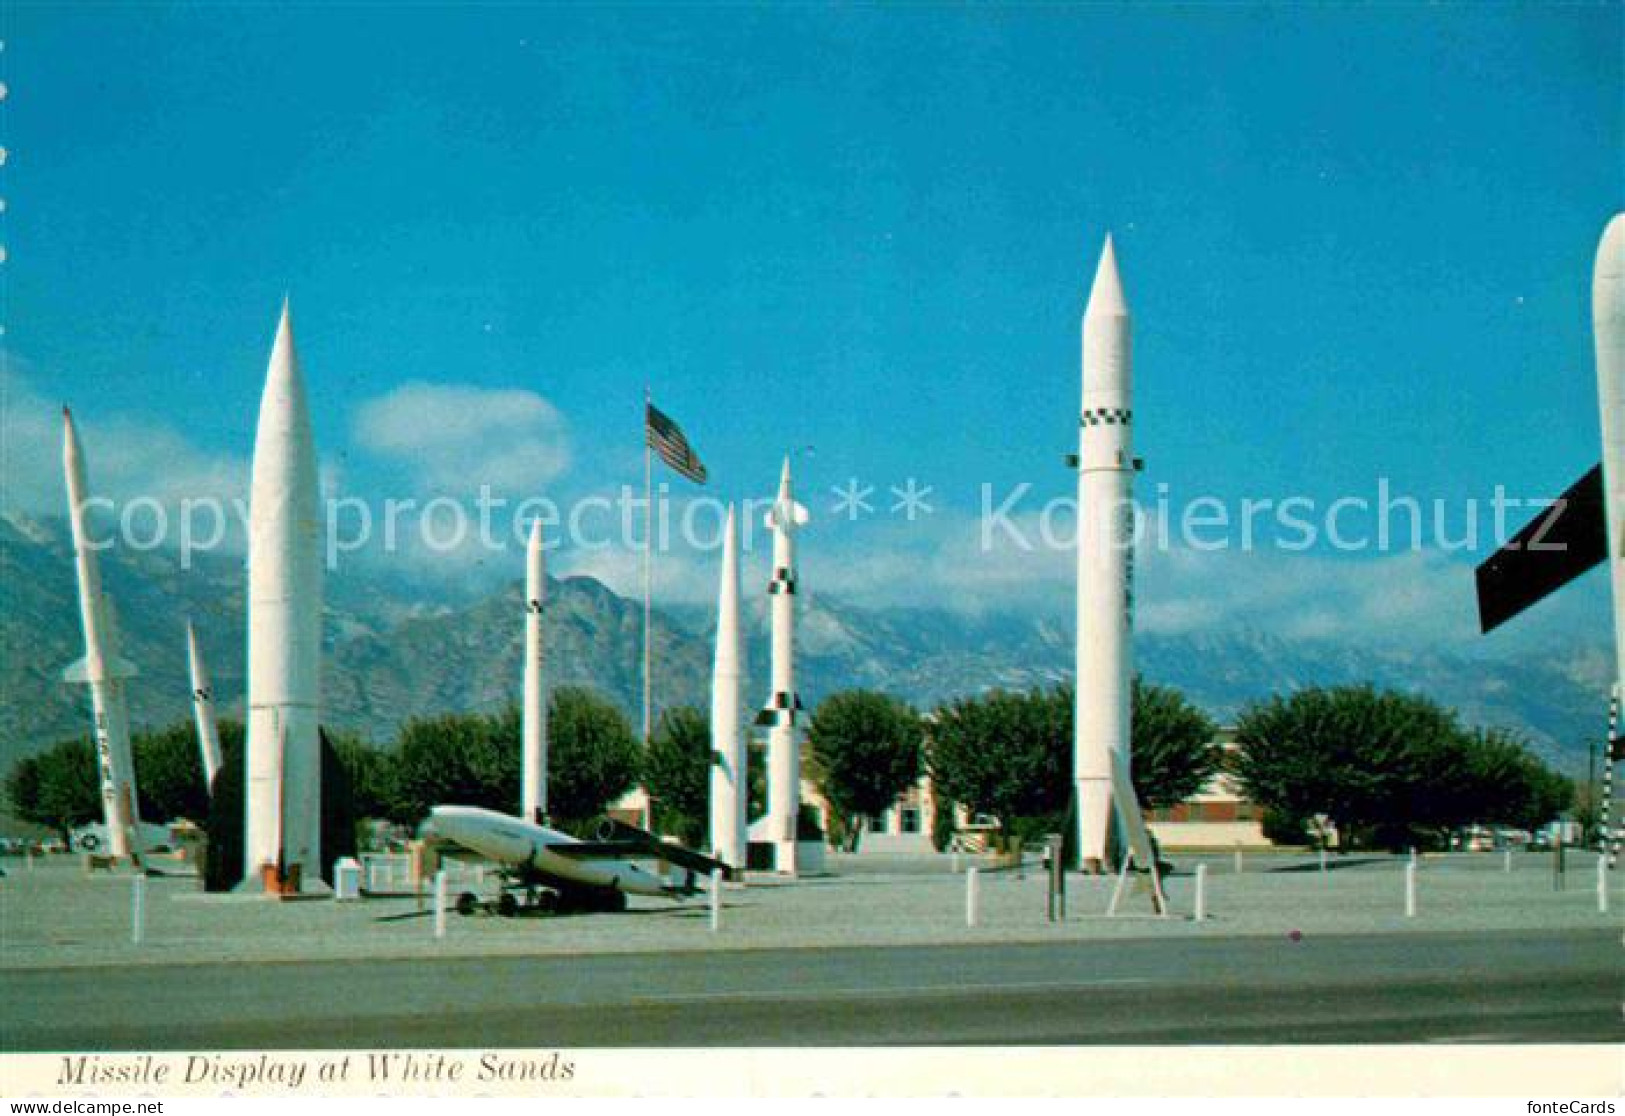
[2,364,249,538]
[353,381,570,497]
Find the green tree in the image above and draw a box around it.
[643,705,711,845]
[388,706,523,823]
[927,680,1220,846]
[1230,685,1551,851]
[545,687,642,830]
[5,738,101,840]
[927,687,1071,844]
[806,690,923,851]
[1458,727,1571,832]
[327,728,394,821]
[133,721,219,824]
[1128,679,1222,809]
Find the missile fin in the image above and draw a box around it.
[1475,463,1607,633]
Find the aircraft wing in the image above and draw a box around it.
[567,818,736,880]
[1475,463,1607,634]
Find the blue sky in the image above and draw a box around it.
[2,3,1619,649]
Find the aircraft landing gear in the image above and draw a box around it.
[496,891,520,918]
[455,891,480,917]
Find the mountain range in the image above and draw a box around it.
[1,511,1609,777]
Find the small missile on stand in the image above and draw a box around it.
[61,407,146,868]
[186,620,224,793]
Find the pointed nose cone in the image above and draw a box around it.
[778,456,793,502]
[1085,234,1128,319]
[1596,213,1625,310]
[61,405,82,464]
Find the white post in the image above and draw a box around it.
[433,870,448,940]
[130,874,146,945]
[26,849,34,873]
[1409,846,1418,867]
[1234,844,1243,874]
[1194,863,1208,922]
[1319,847,1328,876]
[710,868,723,932]
[1599,856,1610,915]
[965,866,980,928]
[1504,847,1513,874]
[951,851,961,874]
[1404,861,1417,918]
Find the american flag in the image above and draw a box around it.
[645,401,708,485]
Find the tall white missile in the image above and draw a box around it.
[242,302,324,893]
[61,407,145,866]
[521,518,549,824]
[709,505,746,873]
[1073,235,1157,875]
[186,620,224,793]
[755,459,808,874]
[1594,214,1625,815]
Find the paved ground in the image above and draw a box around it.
[1,849,1618,970]
[4,929,1619,1048]
[2,850,1619,1048]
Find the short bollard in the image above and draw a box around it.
[1234,845,1243,874]
[965,867,980,928]
[433,870,448,940]
[1404,862,1417,918]
[1194,863,1208,922]
[1503,847,1513,874]
[131,874,146,945]
[1319,847,1328,876]
[710,868,723,932]
[1598,857,1610,915]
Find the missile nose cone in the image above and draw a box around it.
[1597,213,1625,286]
[1085,233,1128,318]
[778,455,793,498]
[527,517,544,551]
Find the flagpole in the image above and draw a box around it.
[643,387,653,751]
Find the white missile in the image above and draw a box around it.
[1595,215,1624,809]
[709,505,746,873]
[242,302,324,893]
[1073,235,1157,875]
[186,620,223,792]
[754,459,808,874]
[61,407,145,866]
[521,518,548,824]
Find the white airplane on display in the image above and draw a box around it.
[417,805,732,916]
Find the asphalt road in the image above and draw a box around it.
[4,929,1619,1049]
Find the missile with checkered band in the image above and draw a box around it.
[1072,235,1161,894]
[61,406,147,866]
[709,505,747,875]
[1474,214,1625,800]
[752,458,809,874]
[187,620,224,792]
[241,301,325,894]
[521,519,549,825]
